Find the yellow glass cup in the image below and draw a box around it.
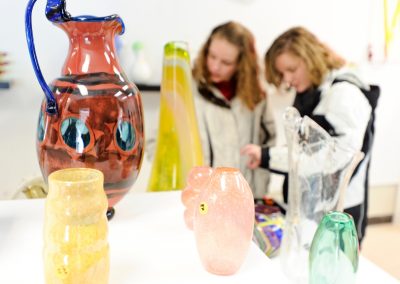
[44,168,109,284]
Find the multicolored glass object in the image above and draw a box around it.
[147,41,204,191]
[194,167,254,275]
[181,166,213,230]
[253,204,284,257]
[44,168,109,284]
[25,0,144,219]
[309,211,359,284]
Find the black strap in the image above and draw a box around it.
[331,78,380,154]
[198,85,230,109]
[293,87,339,137]
[293,87,321,117]
[331,78,380,178]
[204,116,214,167]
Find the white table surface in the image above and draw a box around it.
[0,191,289,283]
[0,191,398,283]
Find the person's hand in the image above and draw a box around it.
[240,144,261,169]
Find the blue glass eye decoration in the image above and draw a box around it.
[116,121,135,151]
[37,110,45,142]
[60,117,90,153]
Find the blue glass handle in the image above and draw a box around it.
[25,0,58,115]
[25,0,124,116]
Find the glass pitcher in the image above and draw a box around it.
[280,107,363,283]
[25,0,144,219]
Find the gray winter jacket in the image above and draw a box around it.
[193,82,277,199]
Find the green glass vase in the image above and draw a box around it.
[147,42,204,191]
[309,211,359,284]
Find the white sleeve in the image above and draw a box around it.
[314,82,372,151]
[269,146,289,172]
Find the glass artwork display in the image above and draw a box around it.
[147,41,204,192]
[279,107,363,283]
[194,167,254,275]
[253,204,284,257]
[25,0,144,219]
[44,168,109,284]
[309,211,359,284]
[181,166,213,230]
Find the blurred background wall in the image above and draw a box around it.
[0,0,398,219]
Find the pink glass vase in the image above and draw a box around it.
[181,166,213,230]
[193,167,255,275]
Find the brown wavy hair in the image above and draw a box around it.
[193,21,264,110]
[264,26,346,88]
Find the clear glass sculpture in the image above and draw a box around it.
[44,168,109,284]
[309,211,359,284]
[147,41,204,191]
[280,107,363,283]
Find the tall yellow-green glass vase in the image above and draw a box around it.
[44,168,109,284]
[147,42,204,191]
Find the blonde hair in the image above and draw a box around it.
[193,21,264,110]
[265,26,346,88]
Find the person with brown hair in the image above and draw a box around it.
[241,26,379,242]
[192,21,276,200]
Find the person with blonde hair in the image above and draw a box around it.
[241,26,379,242]
[192,21,276,200]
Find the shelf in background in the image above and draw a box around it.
[136,84,160,92]
[0,81,11,89]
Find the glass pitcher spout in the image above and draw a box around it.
[45,0,71,23]
[45,0,125,33]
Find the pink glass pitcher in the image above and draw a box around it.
[25,0,144,219]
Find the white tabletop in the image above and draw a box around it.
[0,191,289,283]
[0,191,398,283]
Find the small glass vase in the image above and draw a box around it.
[44,168,109,284]
[147,41,204,191]
[193,167,254,275]
[309,211,359,284]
